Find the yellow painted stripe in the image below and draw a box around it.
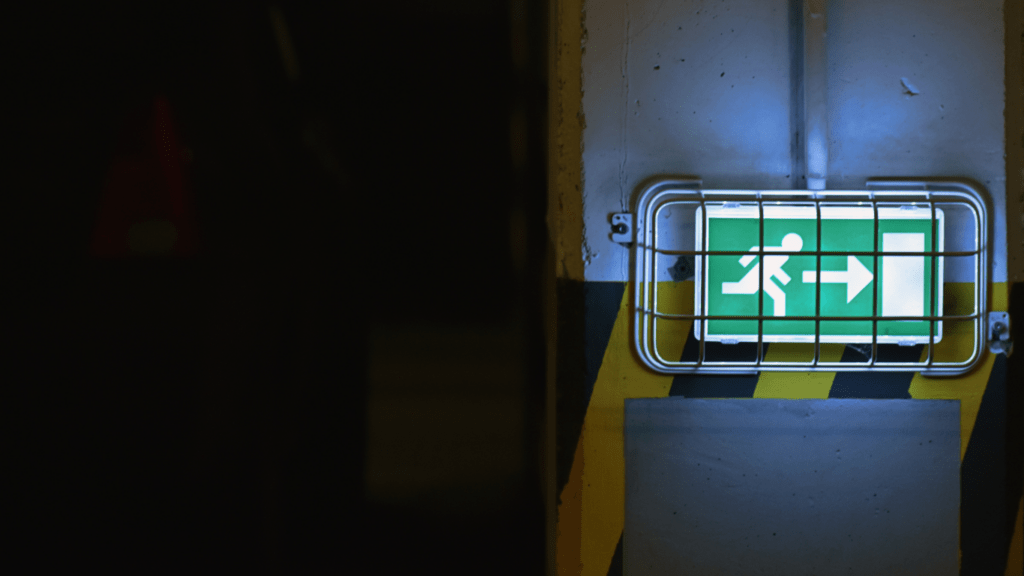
[908,281,1006,573]
[754,343,844,398]
[556,433,583,576]
[581,282,684,576]
[755,281,995,399]
[556,282,686,575]
[993,281,1009,311]
[908,354,994,461]
[556,282,1009,574]
[908,282,1005,461]
[1006,496,1024,576]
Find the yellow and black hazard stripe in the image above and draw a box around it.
[555,280,1023,576]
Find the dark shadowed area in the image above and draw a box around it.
[8,1,547,572]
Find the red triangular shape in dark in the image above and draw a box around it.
[90,95,199,257]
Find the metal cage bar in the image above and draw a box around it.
[631,179,990,376]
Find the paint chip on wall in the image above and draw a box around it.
[901,77,921,96]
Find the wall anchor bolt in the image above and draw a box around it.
[988,311,1013,356]
[611,213,633,244]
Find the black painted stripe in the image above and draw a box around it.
[617,314,1013,576]
[668,336,761,398]
[961,354,1009,575]
[584,282,627,401]
[668,373,761,399]
[606,532,624,576]
[827,345,922,399]
[555,280,626,501]
[1005,283,1024,554]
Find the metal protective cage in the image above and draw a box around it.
[631,178,990,376]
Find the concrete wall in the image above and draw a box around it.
[569,0,1012,282]
[548,3,1022,575]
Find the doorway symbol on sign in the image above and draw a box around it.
[721,233,803,317]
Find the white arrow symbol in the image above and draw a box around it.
[801,256,874,303]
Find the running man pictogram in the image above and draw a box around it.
[721,233,803,317]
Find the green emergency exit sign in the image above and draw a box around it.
[694,205,944,344]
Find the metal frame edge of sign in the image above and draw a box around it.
[693,204,946,345]
[630,177,991,377]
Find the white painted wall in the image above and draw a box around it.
[579,0,1008,282]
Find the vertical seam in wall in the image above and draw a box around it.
[1005,0,1024,281]
[620,0,629,214]
[619,1,630,282]
[579,0,593,274]
[551,0,585,281]
[789,0,806,186]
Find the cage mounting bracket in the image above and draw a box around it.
[988,311,1013,356]
[611,213,633,244]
